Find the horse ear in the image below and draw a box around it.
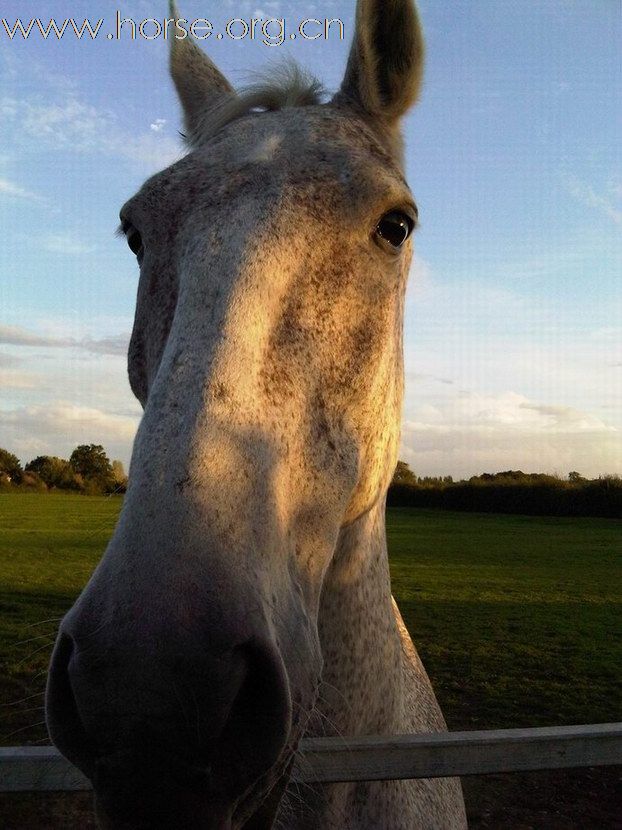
[169,1,234,138]
[338,0,425,124]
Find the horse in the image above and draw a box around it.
[46,1,468,827]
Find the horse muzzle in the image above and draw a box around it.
[46,618,297,828]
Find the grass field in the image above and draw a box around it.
[0,493,620,828]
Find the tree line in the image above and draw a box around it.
[0,445,127,496]
[388,462,622,519]
[2,447,620,517]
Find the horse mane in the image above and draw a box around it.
[188,61,325,144]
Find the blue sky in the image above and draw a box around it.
[0,0,620,478]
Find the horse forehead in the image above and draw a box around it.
[187,106,403,189]
[130,107,406,223]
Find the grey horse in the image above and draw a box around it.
[46,1,468,827]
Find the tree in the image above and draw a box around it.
[0,448,22,482]
[70,444,111,477]
[391,460,418,486]
[568,471,586,484]
[20,471,47,492]
[25,456,80,490]
[111,460,128,491]
[69,444,115,492]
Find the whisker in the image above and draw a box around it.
[26,669,49,683]
[0,691,45,708]
[14,633,56,647]
[15,640,57,667]
[317,679,352,715]
[5,705,45,716]
[1,720,47,741]
[303,699,351,747]
[25,617,64,629]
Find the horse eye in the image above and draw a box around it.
[120,218,144,261]
[126,228,144,259]
[375,211,415,249]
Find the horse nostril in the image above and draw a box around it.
[215,641,292,794]
[47,627,293,807]
[45,631,95,778]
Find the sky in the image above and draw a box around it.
[0,0,620,479]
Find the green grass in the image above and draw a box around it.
[387,508,622,731]
[1,495,620,737]
[0,495,620,827]
[0,494,121,747]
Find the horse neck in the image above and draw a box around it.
[309,499,406,739]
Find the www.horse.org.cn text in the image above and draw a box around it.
[0,13,346,46]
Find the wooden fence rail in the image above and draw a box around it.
[1,723,621,793]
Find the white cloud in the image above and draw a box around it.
[0,371,38,390]
[400,391,621,479]
[0,353,23,368]
[120,131,183,169]
[0,325,129,356]
[1,94,182,172]
[0,176,44,203]
[79,335,130,356]
[0,403,140,467]
[564,174,622,226]
[150,118,167,132]
[591,326,622,343]
[42,233,96,255]
[402,256,621,441]
[407,391,615,434]
[0,325,74,349]
[518,402,614,432]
